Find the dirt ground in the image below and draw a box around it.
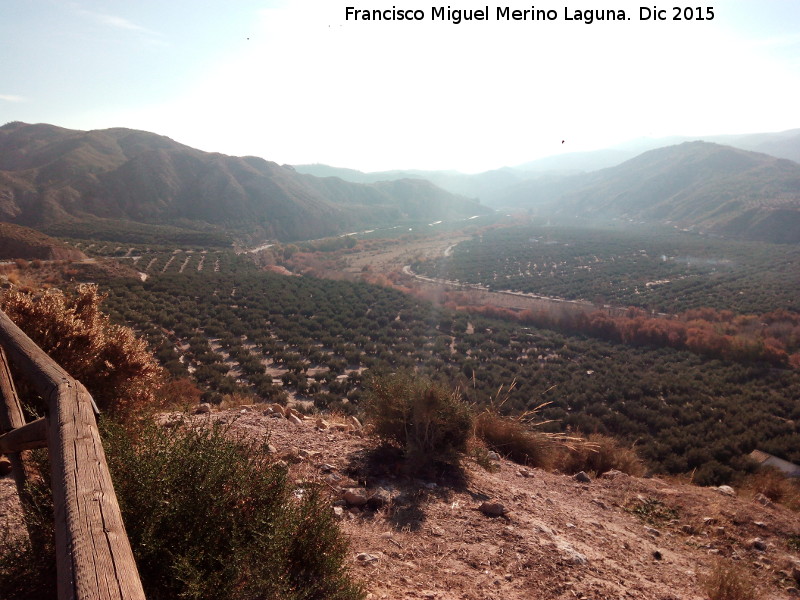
[182,408,800,599]
[3,406,800,598]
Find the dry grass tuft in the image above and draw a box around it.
[741,467,800,510]
[473,380,584,470]
[701,558,762,600]
[558,433,645,477]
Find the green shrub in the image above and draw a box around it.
[364,373,472,473]
[0,422,364,600]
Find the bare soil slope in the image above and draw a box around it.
[3,405,800,598]
[172,407,800,600]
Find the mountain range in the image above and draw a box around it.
[0,122,488,244]
[297,131,800,244]
[1,121,798,245]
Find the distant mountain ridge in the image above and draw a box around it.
[295,128,800,210]
[298,136,800,243]
[0,122,489,243]
[509,142,800,243]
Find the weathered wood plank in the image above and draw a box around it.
[0,309,146,600]
[0,416,47,452]
[0,345,47,553]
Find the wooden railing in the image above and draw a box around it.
[0,310,146,600]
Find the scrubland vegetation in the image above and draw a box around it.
[2,228,799,598]
[0,285,363,600]
[61,243,795,484]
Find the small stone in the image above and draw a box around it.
[298,449,320,460]
[266,444,277,454]
[681,524,696,535]
[479,501,508,517]
[574,471,591,484]
[716,485,736,497]
[754,493,773,507]
[348,416,362,430]
[343,488,369,506]
[750,537,768,551]
[518,468,532,478]
[645,527,661,537]
[714,527,726,536]
[368,487,392,509]
[316,418,330,430]
[288,414,303,426]
[753,521,767,528]
[332,506,345,518]
[356,552,379,564]
[786,587,800,597]
[194,403,212,414]
[0,457,12,477]
[486,451,500,461]
[319,463,336,473]
[653,550,663,561]
[270,403,286,417]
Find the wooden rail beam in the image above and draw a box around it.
[0,309,146,600]
[0,416,48,452]
[0,345,47,554]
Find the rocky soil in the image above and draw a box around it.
[4,404,800,599]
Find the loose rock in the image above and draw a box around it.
[750,537,768,551]
[716,485,736,497]
[574,471,591,484]
[479,501,509,517]
[344,488,370,507]
[356,552,380,564]
[754,493,774,507]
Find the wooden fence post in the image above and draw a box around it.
[0,346,48,553]
[0,310,146,600]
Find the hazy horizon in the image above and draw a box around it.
[2,0,800,172]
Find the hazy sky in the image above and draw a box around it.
[2,0,799,172]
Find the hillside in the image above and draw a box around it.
[6,404,796,599]
[0,222,85,261]
[294,163,528,203]
[296,130,800,212]
[496,142,800,243]
[0,122,489,242]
